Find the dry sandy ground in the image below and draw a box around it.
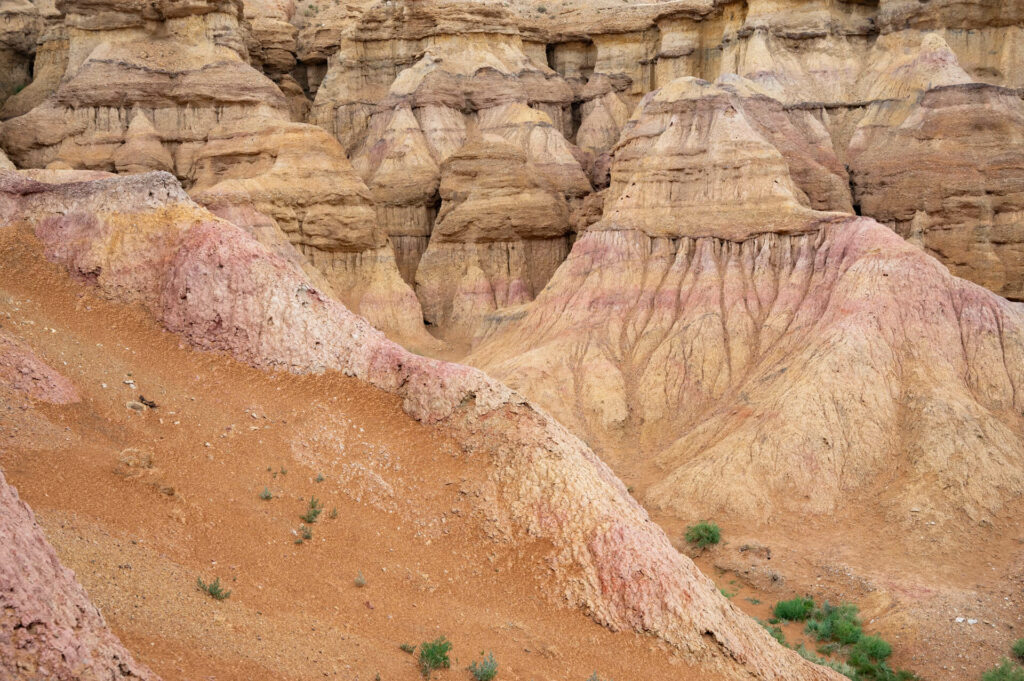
[0,227,715,681]
[613,454,1024,680]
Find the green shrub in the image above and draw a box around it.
[587,674,611,681]
[400,643,415,654]
[1014,639,1024,662]
[418,636,451,679]
[196,576,231,600]
[301,496,323,523]
[758,619,786,646]
[853,635,892,662]
[469,652,498,681]
[355,571,366,587]
[684,521,721,548]
[806,602,862,645]
[984,660,1024,681]
[259,487,272,500]
[774,597,815,621]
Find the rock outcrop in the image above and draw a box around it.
[848,34,1024,301]
[520,1,1024,300]
[310,0,590,344]
[414,134,573,343]
[0,329,78,403]
[0,168,844,681]
[189,117,439,351]
[468,76,1024,533]
[0,0,290,174]
[877,0,1024,88]
[0,0,40,108]
[0,0,66,120]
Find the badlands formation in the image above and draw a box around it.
[1,0,1023,680]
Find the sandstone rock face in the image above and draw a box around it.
[310,0,590,344]
[415,134,573,342]
[0,0,67,121]
[604,77,852,239]
[112,110,174,174]
[520,2,1024,300]
[293,0,373,96]
[877,0,1024,87]
[189,117,439,351]
[0,146,13,170]
[0,0,290,174]
[467,76,1024,532]
[0,0,41,108]
[243,0,296,76]
[848,35,1024,301]
[0,0,439,345]
[0,168,844,681]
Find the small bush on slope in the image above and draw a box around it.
[469,652,498,681]
[684,521,721,548]
[759,619,787,646]
[851,635,892,662]
[418,636,451,679]
[300,496,323,523]
[196,576,231,600]
[984,660,1024,681]
[1013,639,1024,661]
[774,597,815,621]
[806,602,862,645]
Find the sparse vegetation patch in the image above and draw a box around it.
[773,597,815,621]
[806,601,862,645]
[684,521,721,548]
[196,575,231,600]
[469,651,498,681]
[418,636,452,679]
[983,659,1024,681]
[301,496,323,523]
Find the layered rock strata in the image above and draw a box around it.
[523,1,1024,299]
[0,168,844,681]
[310,0,590,344]
[468,76,1024,533]
[0,0,290,175]
[0,0,40,108]
[189,117,439,351]
[848,34,1024,301]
